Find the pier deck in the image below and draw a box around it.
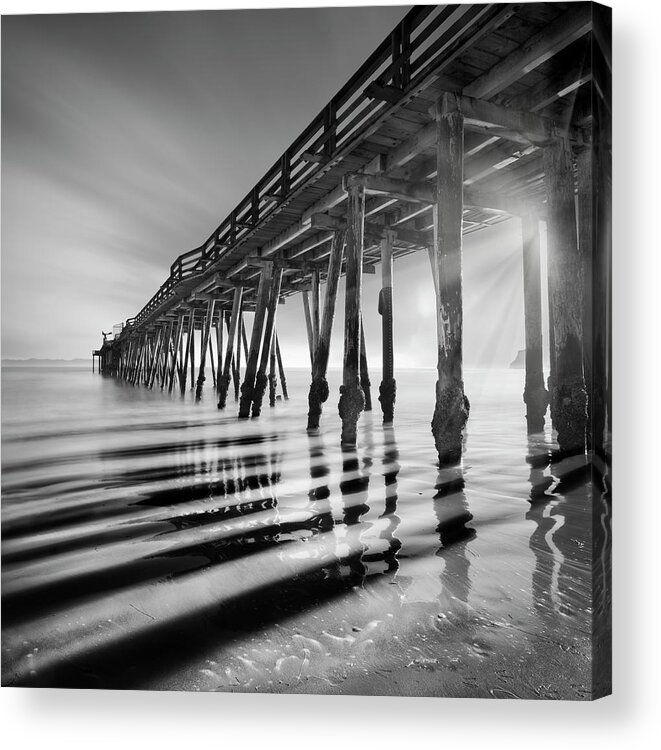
[98,2,611,464]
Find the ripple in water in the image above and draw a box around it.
[1,365,608,697]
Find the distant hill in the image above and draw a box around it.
[509,350,525,369]
[1,358,90,367]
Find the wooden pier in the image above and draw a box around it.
[97,2,611,465]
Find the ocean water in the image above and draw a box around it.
[1,365,609,697]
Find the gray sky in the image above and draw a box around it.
[2,4,528,367]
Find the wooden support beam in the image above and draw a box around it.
[261,183,346,258]
[443,92,561,146]
[147,326,163,388]
[208,331,217,389]
[378,228,397,424]
[189,310,196,390]
[345,172,434,204]
[385,121,436,172]
[508,65,592,115]
[177,321,185,388]
[239,264,273,418]
[431,93,469,466]
[218,292,242,410]
[576,146,593,451]
[168,314,185,393]
[237,316,248,401]
[521,213,549,432]
[215,315,223,394]
[311,269,321,355]
[195,298,216,400]
[160,320,175,389]
[302,290,315,369]
[275,334,289,401]
[359,318,372,412]
[338,183,365,446]
[544,137,587,453]
[267,330,277,407]
[180,313,192,394]
[285,231,335,260]
[463,4,592,100]
[252,267,283,417]
[310,212,433,247]
[399,150,543,215]
[131,332,148,385]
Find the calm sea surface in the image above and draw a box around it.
[1,365,609,697]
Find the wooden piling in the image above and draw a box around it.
[359,318,372,411]
[160,320,174,389]
[234,312,246,401]
[378,228,396,424]
[276,334,289,401]
[215,313,223,392]
[195,298,216,400]
[430,93,469,466]
[302,290,315,369]
[148,326,163,388]
[268,330,278,407]
[168,314,185,393]
[189,311,196,390]
[307,230,345,431]
[576,146,593,450]
[521,213,549,432]
[311,269,321,354]
[209,333,217,389]
[252,267,283,417]
[218,287,242,409]
[338,182,365,446]
[544,137,587,454]
[181,312,192,395]
[239,263,273,418]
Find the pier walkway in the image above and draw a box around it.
[96,3,611,464]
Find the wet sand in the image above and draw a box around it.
[1,366,610,698]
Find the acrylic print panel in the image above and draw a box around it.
[1,2,611,699]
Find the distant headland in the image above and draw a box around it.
[2,358,90,367]
[509,350,525,369]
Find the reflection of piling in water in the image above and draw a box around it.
[592,466,612,697]
[307,231,345,432]
[306,434,340,580]
[378,427,402,575]
[96,6,609,480]
[526,437,593,623]
[525,439,557,620]
[339,446,370,583]
[433,466,475,605]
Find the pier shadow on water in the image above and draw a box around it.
[1,367,606,697]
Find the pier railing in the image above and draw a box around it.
[124,3,505,332]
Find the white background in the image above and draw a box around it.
[1,1,658,748]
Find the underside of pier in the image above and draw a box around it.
[99,2,611,467]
